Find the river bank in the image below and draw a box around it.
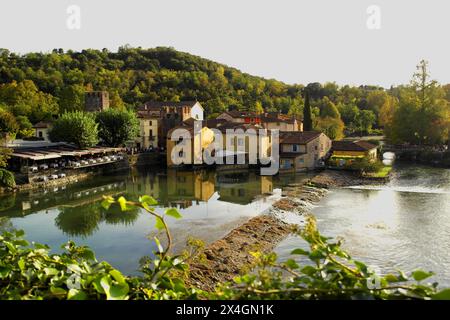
[188,169,378,291]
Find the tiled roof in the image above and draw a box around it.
[280,131,322,144]
[32,121,52,128]
[138,101,199,111]
[332,140,377,152]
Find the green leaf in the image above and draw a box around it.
[412,270,434,282]
[68,288,88,300]
[291,248,309,255]
[101,199,112,210]
[432,289,450,300]
[154,236,164,253]
[50,286,67,297]
[301,265,317,276]
[139,195,158,206]
[117,196,128,211]
[100,275,129,300]
[284,259,299,269]
[165,208,182,219]
[109,269,126,285]
[18,258,26,271]
[154,216,165,230]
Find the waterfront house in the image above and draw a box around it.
[331,140,378,163]
[33,121,52,141]
[260,113,303,132]
[166,120,215,167]
[138,101,204,149]
[217,111,261,124]
[217,111,302,132]
[279,131,331,172]
[136,109,159,150]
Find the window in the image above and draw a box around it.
[315,145,318,150]
[149,120,152,126]
[149,129,153,137]
[179,150,184,157]
[293,144,298,152]
[38,131,43,138]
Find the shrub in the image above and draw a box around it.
[49,112,98,148]
[0,169,15,189]
[96,109,139,147]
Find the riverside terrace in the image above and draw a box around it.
[6,140,125,184]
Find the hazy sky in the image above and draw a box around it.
[1,0,449,87]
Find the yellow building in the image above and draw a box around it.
[279,131,332,172]
[331,140,378,164]
[166,121,215,167]
[135,115,158,150]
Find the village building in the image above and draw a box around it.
[216,111,302,132]
[85,91,110,112]
[279,131,331,172]
[137,101,204,149]
[330,140,378,166]
[32,121,52,141]
[166,120,215,167]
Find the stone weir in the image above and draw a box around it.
[188,182,328,292]
[188,169,385,291]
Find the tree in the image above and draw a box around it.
[357,110,376,134]
[49,111,99,148]
[303,90,313,131]
[0,80,58,123]
[315,116,344,140]
[15,116,34,139]
[338,102,360,132]
[248,101,264,114]
[95,109,139,147]
[58,84,85,112]
[386,60,450,145]
[318,96,340,119]
[0,108,19,135]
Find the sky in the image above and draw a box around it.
[1,0,450,87]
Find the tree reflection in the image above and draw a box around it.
[55,198,140,237]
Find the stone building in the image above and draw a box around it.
[85,91,110,112]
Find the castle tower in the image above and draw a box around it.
[85,91,110,112]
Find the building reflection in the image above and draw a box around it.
[0,168,283,236]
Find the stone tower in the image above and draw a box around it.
[85,91,110,112]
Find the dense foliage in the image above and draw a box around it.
[0,169,15,189]
[1,195,449,300]
[96,109,139,147]
[0,47,448,145]
[49,111,99,148]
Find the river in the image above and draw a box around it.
[275,164,450,286]
[0,167,309,275]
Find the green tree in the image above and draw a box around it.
[58,84,85,112]
[15,115,34,139]
[95,109,139,147]
[0,80,58,123]
[0,108,19,136]
[318,96,340,119]
[357,110,376,134]
[386,60,450,145]
[315,116,344,140]
[49,111,99,148]
[303,90,313,131]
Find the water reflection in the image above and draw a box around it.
[0,168,307,238]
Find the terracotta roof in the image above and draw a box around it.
[280,131,322,144]
[139,101,200,111]
[222,111,260,118]
[32,121,52,128]
[332,140,377,152]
